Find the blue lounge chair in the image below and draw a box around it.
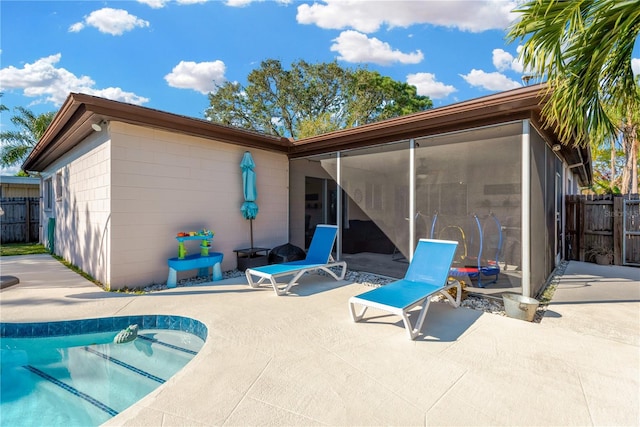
[349,239,461,340]
[245,224,347,296]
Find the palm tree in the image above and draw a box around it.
[1,106,56,173]
[508,0,640,194]
[0,93,7,113]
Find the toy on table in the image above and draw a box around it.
[168,228,222,288]
[176,229,214,259]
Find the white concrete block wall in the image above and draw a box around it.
[108,122,289,289]
[40,131,112,287]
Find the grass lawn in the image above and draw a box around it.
[0,242,49,256]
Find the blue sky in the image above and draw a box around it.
[1,0,639,174]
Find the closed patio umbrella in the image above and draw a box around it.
[240,151,258,248]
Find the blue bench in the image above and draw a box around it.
[167,253,223,288]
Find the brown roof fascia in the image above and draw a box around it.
[23,93,290,172]
[80,94,290,150]
[25,86,592,185]
[23,95,85,171]
[288,84,548,158]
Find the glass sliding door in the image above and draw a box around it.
[304,177,334,248]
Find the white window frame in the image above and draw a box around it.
[43,177,53,210]
[55,171,63,201]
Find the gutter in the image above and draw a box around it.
[22,93,291,172]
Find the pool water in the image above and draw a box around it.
[1,317,205,427]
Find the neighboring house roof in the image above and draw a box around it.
[0,176,40,185]
[22,84,591,185]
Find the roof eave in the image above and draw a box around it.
[288,84,549,158]
[23,93,291,172]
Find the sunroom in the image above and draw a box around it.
[288,84,591,298]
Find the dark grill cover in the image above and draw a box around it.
[268,243,306,264]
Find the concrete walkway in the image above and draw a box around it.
[1,255,638,426]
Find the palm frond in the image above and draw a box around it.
[508,0,640,148]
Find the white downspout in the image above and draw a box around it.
[336,152,342,259]
[522,120,531,297]
[322,179,328,224]
[409,139,416,261]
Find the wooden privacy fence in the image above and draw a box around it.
[565,194,640,266]
[0,197,40,244]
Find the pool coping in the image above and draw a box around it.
[1,315,208,341]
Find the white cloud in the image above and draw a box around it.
[0,165,21,176]
[164,60,226,94]
[330,30,423,65]
[137,0,169,8]
[68,22,85,32]
[513,45,526,73]
[632,58,640,77]
[492,48,513,71]
[406,72,456,99]
[0,54,149,106]
[460,69,521,91]
[87,87,150,104]
[69,8,150,36]
[224,0,254,6]
[492,47,524,73]
[225,0,291,5]
[138,0,212,7]
[297,0,517,33]
[224,0,254,5]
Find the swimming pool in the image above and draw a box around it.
[1,315,206,426]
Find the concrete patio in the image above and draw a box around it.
[1,254,638,426]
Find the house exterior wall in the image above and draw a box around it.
[39,122,288,290]
[0,178,40,198]
[39,130,112,285]
[108,122,288,289]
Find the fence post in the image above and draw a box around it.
[578,196,584,261]
[565,195,578,260]
[613,196,623,265]
[25,198,30,242]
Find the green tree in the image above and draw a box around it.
[590,137,624,194]
[508,0,639,194]
[345,69,433,126]
[616,83,640,193]
[588,81,640,194]
[206,59,432,139]
[1,106,55,173]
